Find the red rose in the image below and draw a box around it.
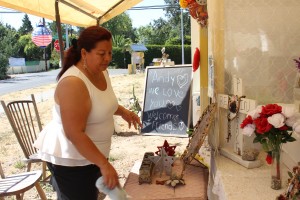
[261,104,282,116]
[279,125,288,131]
[253,117,272,134]
[240,115,253,128]
[266,152,272,165]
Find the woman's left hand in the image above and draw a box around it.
[121,109,142,129]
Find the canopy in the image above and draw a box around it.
[0,0,142,27]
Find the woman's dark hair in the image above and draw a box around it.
[56,26,112,80]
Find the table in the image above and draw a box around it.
[208,150,286,200]
[123,160,209,200]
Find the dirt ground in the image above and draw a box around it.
[0,72,191,200]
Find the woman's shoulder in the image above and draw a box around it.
[57,66,87,89]
[58,66,85,82]
[61,65,80,77]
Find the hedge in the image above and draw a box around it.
[112,45,191,69]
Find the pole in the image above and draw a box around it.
[43,18,48,71]
[66,25,69,49]
[55,0,64,66]
[181,9,185,64]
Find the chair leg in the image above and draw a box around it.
[42,162,47,180]
[16,194,22,200]
[35,182,47,200]
[27,162,32,172]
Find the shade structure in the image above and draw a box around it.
[0,0,142,27]
[31,22,52,48]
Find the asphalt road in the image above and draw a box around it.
[0,68,128,96]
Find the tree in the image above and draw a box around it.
[102,13,135,40]
[163,0,191,39]
[112,35,132,48]
[0,23,20,79]
[112,35,132,68]
[135,25,153,44]
[18,14,33,35]
[134,1,190,46]
[150,18,172,45]
[18,34,44,60]
[0,53,9,79]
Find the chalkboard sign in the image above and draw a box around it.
[141,65,193,136]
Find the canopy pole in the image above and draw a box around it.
[55,0,64,66]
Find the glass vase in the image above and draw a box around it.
[270,148,282,190]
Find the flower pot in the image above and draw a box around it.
[270,148,282,190]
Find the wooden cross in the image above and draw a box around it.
[217,76,257,155]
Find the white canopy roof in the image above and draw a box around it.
[0,0,142,27]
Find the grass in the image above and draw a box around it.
[14,160,26,169]
[109,156,118,162]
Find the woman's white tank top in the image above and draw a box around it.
[34,66,118,166]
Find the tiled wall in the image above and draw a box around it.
[208,0,300,167]
[223,0,300,104]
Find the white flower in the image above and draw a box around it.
[242,124,256,137]
[279,104,298,118]
[286,113,300,127]
[247,106,262,119]
[293,121,300,134]
[267,113,285,128]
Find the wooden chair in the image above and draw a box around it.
[0,160,47,200]
[1,94,49,181]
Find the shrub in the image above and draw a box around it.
[0,53,9,80]
[50,49,60,69]
[144,45,191,66]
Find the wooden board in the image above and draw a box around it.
[123,160,208,200]
[141,65,192,136]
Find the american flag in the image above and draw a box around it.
[31,24,52,48]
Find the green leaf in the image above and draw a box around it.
[288,171,293,178]
[261,142,270,152]
[287,137,296,142]
[253,137,260,143]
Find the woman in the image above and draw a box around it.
[34,26,141,200]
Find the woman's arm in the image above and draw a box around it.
[55,77,118,189]
[115,105,142,129]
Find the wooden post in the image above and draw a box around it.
[200,27,208,114]
[55,0,64,66]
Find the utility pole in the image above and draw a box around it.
[65,24,69,49]
[181,8,185,64]
[42,18,48,71]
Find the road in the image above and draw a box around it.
[0,68,128,96]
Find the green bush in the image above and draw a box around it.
[0,53,9,80]
[50,49,60,69]
[111,47,131,69]
[144,45,191,66]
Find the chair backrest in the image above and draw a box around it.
[1,94,42,159]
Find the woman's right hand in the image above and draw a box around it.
[100,161,119,189]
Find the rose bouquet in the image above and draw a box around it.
[240,103,298,189]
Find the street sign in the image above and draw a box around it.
[53,34,66,40]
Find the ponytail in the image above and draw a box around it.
[56,38,80,81]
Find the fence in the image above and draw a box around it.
[7,61,50,74]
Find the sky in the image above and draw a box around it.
[0,0,167,29]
